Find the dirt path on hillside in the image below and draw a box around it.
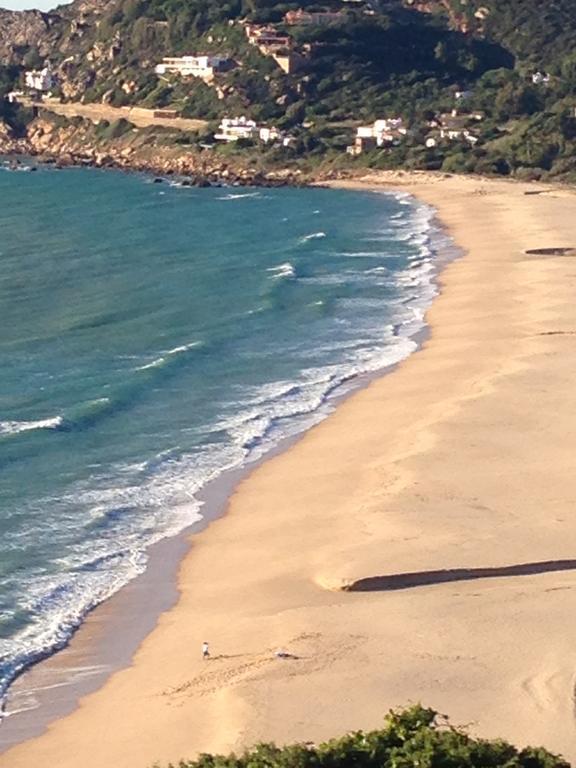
[29,99,208,132]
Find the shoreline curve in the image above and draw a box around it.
[2,170,576,768]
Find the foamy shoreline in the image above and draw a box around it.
[0,182,445,747]
[2,171,576,768]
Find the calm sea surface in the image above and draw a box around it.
[0,166,443,710]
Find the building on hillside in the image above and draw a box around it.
[155,55,231,81]
[346,135,377,154]
[373,117,407,136]
[259,126,281,143]
[346,117,407,154]
[153,109,180,119]
[214,117,294,145]
[532,71,550,85]
[214,116,260,142]
[260,126,296,146]
[284,9,348,25]
[244,22,261,44]
[24,64,54,93]
[243,23,298,72]
[271,52,303,74]
[258,34,292,52]
[438,112,478,144]
[245,24,291,50]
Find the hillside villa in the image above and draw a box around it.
[347,117,407,154]
[215,116,295,146]
[215,116,259,142]
[244,24,291,51]
[243,23,302,73]
[155,55,231,81]
[436,110,483,144]
[532,71,550,85]
[24,64,54,93]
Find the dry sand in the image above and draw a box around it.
[2,171,576,767]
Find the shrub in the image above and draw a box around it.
[167,706,569,768]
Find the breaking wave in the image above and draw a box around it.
[0,180,454,717]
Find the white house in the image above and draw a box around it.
[438,111,480,144]
[214,117,260,142]
[155,55,230,81]
[347,118,407,154]
[373,118,407,136]
[259,126,281,143]
[532,71,550,85]
[25,65,54,92]
[439,126,478,144]
[215,118,292,145]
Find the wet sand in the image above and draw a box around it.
[2,171,576,767]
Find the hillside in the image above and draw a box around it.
[1,0,576,180]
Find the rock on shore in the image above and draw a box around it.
[0,111,323,187]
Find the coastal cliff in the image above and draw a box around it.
[0,111,313,185]
[0,9,55,62]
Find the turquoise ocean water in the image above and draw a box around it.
[0,166,443,712]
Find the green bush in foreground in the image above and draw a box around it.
[161,705,569,768]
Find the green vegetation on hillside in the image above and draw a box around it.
[159,705,569,768]
[4,0,576,179]
[454,0,576,70]
[0,64,33,135]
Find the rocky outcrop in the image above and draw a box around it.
[0,0,109,67]
[0,9,60,62]
[0,117,29,152]
[0,113,311,186]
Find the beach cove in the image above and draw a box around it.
[2,171,576,767]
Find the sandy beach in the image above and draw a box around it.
[2,171,576,767]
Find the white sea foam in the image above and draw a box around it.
[0,190,449,710]
[302,268,392,287]
[266,262,296,279]
[136,341,201,371]
[0,417,63,436]
[165,341,202,355]
[214,330,423,465]
[137,358,166,371]
[338,250,394,258]
[0,486,205,704]
[217,192,262,201]
[299,231,326,243]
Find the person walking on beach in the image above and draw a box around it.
[202,641,210,660]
